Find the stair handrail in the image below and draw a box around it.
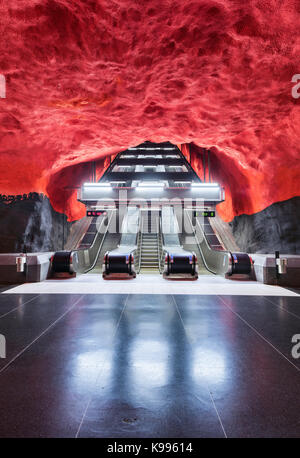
[157,216,164,274]
[136,213,143,274]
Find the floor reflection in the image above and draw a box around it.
[82,296,223,437]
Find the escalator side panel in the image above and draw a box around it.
[52,211,114,275]
[185,210,252,276]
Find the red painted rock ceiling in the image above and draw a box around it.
[0,0,300,221]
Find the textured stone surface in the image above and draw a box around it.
[0,1,300,221]
[0,195,71,253]
[230,196,300,254]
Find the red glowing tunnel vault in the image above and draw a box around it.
[0,0,299,222]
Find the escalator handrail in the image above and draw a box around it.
[136,215,143,274]
[81,210,114,273]
[157,217,164,274]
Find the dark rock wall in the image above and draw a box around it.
[0,195,71,253]
[230,196,300,254]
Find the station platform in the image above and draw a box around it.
[3,273,299,296]
[0,276,299,437]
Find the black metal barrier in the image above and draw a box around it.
[229,252,253,275]
[103,252,135,278]
[164,252,197,277]
[51,251,74,274]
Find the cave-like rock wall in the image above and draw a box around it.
[0,1,300,221]
[0,195,71,253]
[230,196,300,254]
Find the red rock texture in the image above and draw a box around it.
[0,0,300,221]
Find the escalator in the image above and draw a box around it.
[102,206,140,278]
[185,209,252,276]
[161,206,198,278]
[52,209,114,275]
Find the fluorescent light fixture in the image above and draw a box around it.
[84,182,111,188]
[137,181,165,188]
[136,181,165,191]
[191,182,220,187]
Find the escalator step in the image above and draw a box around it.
[78,243,91,249]
[211,245,223,251]
[81,233,96,244]
[206,234,220,245]
[88,223,98,232]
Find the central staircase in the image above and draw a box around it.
[139,215,160,273]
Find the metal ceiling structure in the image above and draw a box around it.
[78,141,225,208]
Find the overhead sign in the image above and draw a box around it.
[86,210,107,217]
[194,210,215,218]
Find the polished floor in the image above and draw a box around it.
[0,290,299,437]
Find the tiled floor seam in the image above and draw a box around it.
[171,295,228,439]
[217,295,300,373]
[0,294,84,376]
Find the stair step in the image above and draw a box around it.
[141,266,159,269]
[141,267,159,272]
